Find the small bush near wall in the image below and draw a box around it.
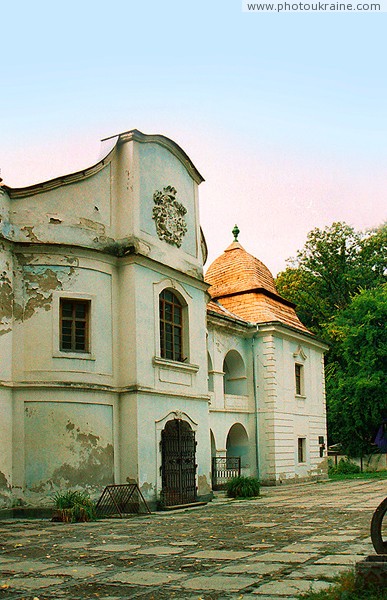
[328,458,361,476]
[226,476,260,498]
[52,490,97,523]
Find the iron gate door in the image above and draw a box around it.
[161,419,197,506]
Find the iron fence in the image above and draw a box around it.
[212,456,241,490]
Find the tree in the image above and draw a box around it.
[276,222,386,335]
[326,286,387,458]
[359,222,387,286]
[276,221,387,456]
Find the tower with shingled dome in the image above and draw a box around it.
[206,226,328,486]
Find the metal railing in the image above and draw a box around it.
[212,456,241,490]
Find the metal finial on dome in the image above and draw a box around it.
[232,224,240,242]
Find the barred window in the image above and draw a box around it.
[159,290,183,362]
[60,299,90,352]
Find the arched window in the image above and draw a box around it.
[223,350,247,395]
[159,289,183,361]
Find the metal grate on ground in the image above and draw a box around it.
[95,484,151,518]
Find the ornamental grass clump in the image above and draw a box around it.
[226,476,260,499]
[52,490,97,523]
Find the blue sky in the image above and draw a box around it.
[1,1,386,274]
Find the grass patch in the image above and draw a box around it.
[328,470,387,482]
[225,476,260,498]
[298,571,387,599]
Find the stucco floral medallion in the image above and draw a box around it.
[152,186,187,247]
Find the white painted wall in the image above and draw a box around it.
[256,326,328,484]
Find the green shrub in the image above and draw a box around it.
[226,476,260,498]
[52,490,97,522]
[299,570,387,599]
[329,458,361,476]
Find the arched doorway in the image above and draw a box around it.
[227,423,249,469]
[161,419,197,506]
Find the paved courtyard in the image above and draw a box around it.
[1,478,386,600]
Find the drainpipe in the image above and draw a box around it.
[252,325,260,481]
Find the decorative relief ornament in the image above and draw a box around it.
[152,186,187,247]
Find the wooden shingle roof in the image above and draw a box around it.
[205,241,277,298]
[205,240,310,334]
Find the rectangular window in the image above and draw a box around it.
[295,363,303,395]
[319,435,325,458]
[298,437,306,463]
[159,290,183,362]
[60,299,90,353]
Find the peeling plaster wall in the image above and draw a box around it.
[24,401,114,502]
[9,167,113,249]
[0,389,13,507]
[0,187,12,241]
[0,240,14,381]
[118,392,139,488]
[11,252,114,385]
[0,208,14,507]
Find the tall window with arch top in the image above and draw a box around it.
[159,289,183,362]
[223,350,247,395]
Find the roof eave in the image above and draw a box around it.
[6,141,118,199]
[209,286,296,309]
[207,308,253,328]
[5,129,205,198]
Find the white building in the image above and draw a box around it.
[0,130,328,510]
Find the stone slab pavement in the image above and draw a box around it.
[0,478,386,600]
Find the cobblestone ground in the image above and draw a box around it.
[1,479,386,600]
